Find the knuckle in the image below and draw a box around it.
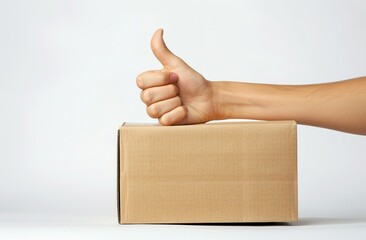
[140,91,144,102]
[159,115,171,126]
[141,90,153,104]
[136,74,144,89]
[147,104,160,118]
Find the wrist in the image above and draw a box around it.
[210,81,227,120]
[210,81,257,120]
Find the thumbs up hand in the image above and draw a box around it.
[136,29,216,125]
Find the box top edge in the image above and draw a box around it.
[120,120,297,129]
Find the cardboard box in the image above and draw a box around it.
[117,121,297,224]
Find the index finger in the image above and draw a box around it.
[136,71,178,90]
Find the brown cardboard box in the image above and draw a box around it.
[117,121,298,224]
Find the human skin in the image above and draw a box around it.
[136,29,366,135]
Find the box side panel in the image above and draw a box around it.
[117,123,126,224]
[122,121,298,223]
[120,125,130,224]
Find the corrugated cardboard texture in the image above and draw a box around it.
[118,121,297,223]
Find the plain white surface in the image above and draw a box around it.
[1,215,366,240]
[0,0,366,238]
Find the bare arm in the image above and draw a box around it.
[211,78,366,135]
[137,29,366,135]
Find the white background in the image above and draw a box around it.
[0,0,366,239]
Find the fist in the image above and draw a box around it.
[136,29,215,125]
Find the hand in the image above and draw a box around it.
[136,29,216,125]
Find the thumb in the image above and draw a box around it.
[150,28,182,69]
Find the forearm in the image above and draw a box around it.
[211,77,366,135]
